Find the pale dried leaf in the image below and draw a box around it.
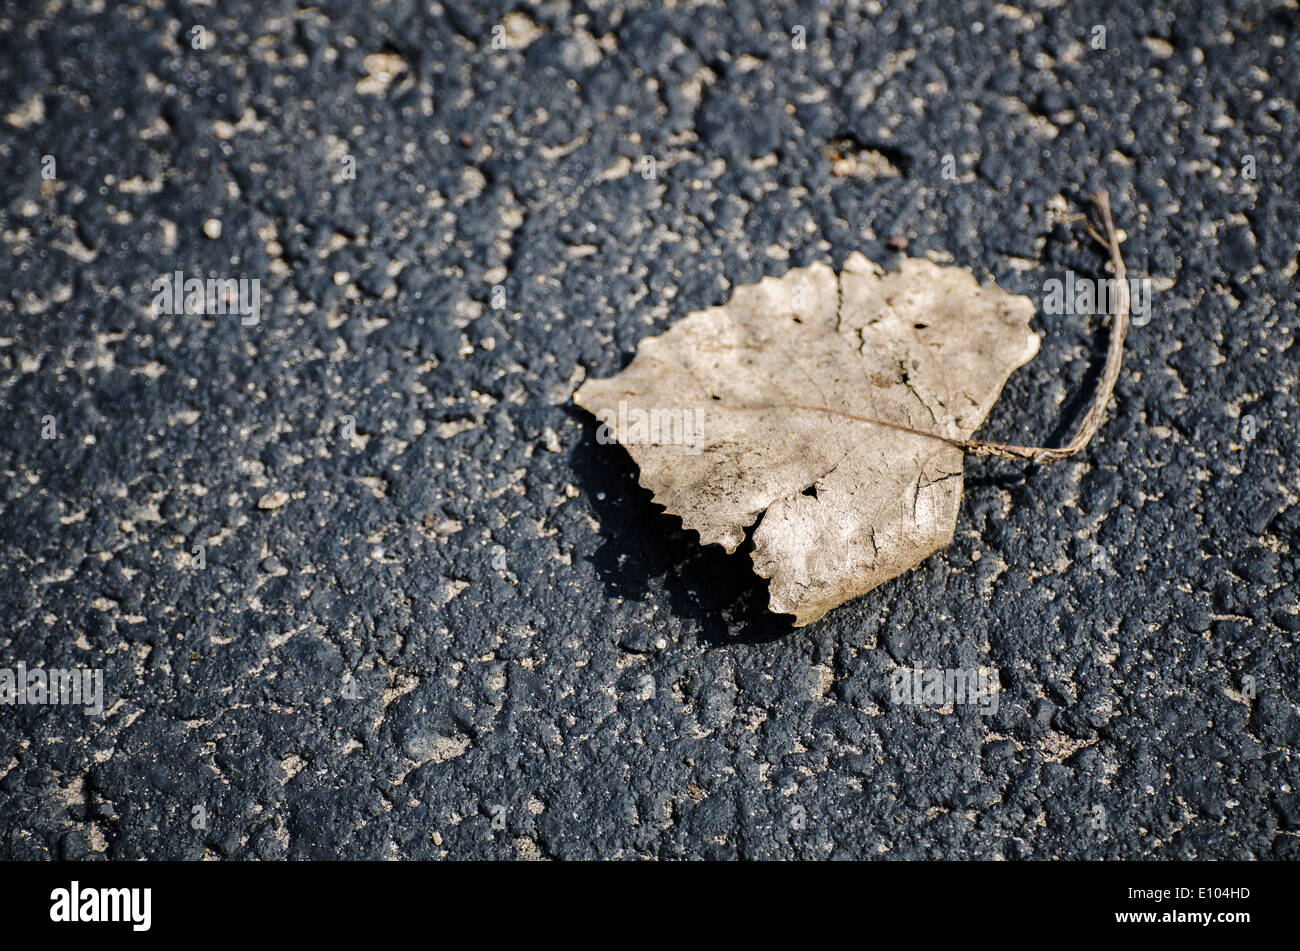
[575,253,1040,626]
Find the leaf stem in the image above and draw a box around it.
[954,190,1129,463]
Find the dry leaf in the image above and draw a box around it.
[576,196,1127,626]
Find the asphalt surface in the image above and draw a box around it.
[0,0,1296,860]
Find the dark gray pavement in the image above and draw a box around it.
[0,0,1296,859]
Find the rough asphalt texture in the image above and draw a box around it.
[0,0,1297,860]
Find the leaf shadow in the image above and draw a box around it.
[565,408,796,646]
